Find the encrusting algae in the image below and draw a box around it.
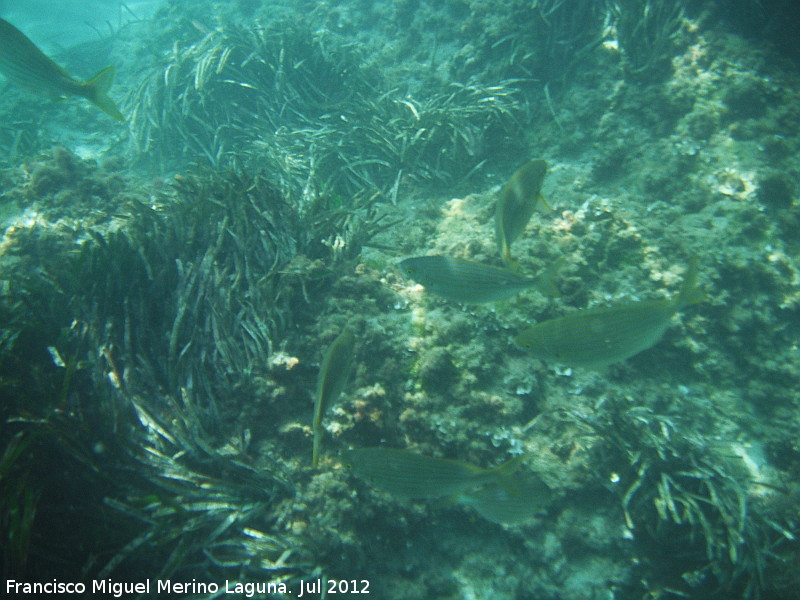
[6,2,799,597]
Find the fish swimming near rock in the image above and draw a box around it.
[345,447,550,525]
[496,159,551,265]
[514,259,705,368]
[400,255,563,303]
[455,469,551,525]
[0,17,124,121]
[312,329,356,467]
[343,447,522,499]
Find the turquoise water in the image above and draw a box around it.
[2,1,160,51]
[1,2,799,599]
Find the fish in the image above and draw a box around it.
[514,259,705,368]
[456,470,551,525]
[312,329,356,467]
[343,447,521,499]
[495,159,551,265]
[0,17,124,121]
[400,255,563,303]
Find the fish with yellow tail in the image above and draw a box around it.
[343,447,523,498]
[0,17,124,121]
[495,159,551,266]
[344,448,552,524]
[312,329,356,467]
[514,258,705,368]
[400,255,564,304]
[455,469,551,525]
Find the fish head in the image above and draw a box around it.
[513,328,538,350]
[399,258,418,276]
[513,325,557,360]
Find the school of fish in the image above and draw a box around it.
[317,158,705,526]
[0,21,704,525]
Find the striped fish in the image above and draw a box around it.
[495,159,551,265]
[0,17,124,121]
[456,470,551,525]
[514,259,705,368]
[400,255,563,303]
[312,329,356,467]
[344,447,521,499]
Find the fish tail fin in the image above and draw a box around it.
[678,257,706,307]
[498,235,513,266]
[312,431,322,467]
[535,193,553,212]
[491,456,524,497]
[532,256,567,297]
[493,455,523,476]
[504,255,522,271]
[83,66,125,121]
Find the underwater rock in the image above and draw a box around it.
[26,148,80,198]
[723,77,768,121]
[416,346,458,392]
[757,170,795,210]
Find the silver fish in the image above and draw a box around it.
[312,329,356,467]
[0,17,124,121]
[400,255,562,303]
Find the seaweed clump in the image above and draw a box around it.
[0,100,46,170]
[566,399,798,600]
[0,159,392,588]
[608,0,688,79]
[127,20,527,198]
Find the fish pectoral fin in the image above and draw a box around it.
[431,495,460,511]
